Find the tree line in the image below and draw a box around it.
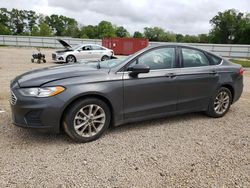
[0,8,249,44]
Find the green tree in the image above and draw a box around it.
[236,13,250,44]
[26,10,38,34]
[0,8,10,26]
[80,25,98,39]
[97,21,116,38]
[39,22,52,36]
[176,34,184,42]
[115,26,129,37]
[144,27,176,42]
[209,9,244,44]
[182,35,200,43]
[198,34,209,43]
[30,25,39,36]
[133,31,143,38]
[162,31,176,42]
[61,17,80,37]
[9,9,27,34]
[45,14,64,36]
[0,23,11,34]
[144,27,163,41]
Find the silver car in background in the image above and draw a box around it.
[52,39,114,63]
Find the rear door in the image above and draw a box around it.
[90,45,105,60]
[176,47,219,111]
[123,47,180,120]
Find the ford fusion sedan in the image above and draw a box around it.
[52,39,114,63]
[10,45,244,143]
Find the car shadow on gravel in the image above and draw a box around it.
[12,128,71,144]
[10,112,211,144]
[108,112,208,135]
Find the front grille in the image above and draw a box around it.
[52,53,56,60]
[10,91,17,105]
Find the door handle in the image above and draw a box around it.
[210,70,218,75]
[165,73,176,78]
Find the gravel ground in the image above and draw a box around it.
[0,47,249,187]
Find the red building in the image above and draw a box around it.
[102,38,149,55]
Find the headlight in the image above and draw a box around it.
[19,86,65,97]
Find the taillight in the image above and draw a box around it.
[239,68,244,75]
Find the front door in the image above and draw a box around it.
[123,47,179,120]
[77,45,93,61]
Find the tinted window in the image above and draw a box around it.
[182,48,210,67]
[129,48,176,70]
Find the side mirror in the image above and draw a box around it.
[127,64,150,77]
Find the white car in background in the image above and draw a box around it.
[52,39,114,63]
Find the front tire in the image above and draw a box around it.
[206,87,232,118]
[63,98,111,143]
[66,55,76,63]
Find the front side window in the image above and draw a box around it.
[82,46,92,51]
[129,48,176,70]
[181,48,210,67]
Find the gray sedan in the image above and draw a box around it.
[10,45,244,142]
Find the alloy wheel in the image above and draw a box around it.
[73,104,106,137]
[67,56,75,63]
[214,91,230,115]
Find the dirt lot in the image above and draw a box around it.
[0,47,249,187]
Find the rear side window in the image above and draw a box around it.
[207,53,222,65]
[181,48,210,67]
[92,45,105,50]
[129,47,176,70]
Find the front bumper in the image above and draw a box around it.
[10,89,64,133]
[52,53,65,63]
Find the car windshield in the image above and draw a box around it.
[77,57,128,69]
[98,57,129,68]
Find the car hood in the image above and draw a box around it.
[15,63,109,87]
[55,49,73,53]
[57,39,72,49]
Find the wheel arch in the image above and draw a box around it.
[59,93,114,132]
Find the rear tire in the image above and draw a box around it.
[63,98,111,143]
[101,55,110,61]
[206,87,232,118]
[66,55,76,63]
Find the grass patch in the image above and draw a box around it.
[230,59,250,67]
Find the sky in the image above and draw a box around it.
[1,0,250,35]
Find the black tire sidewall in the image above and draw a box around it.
[63,98,111,143]
[66,55,76,63]
[207,87,232,118]
[101,55,109,61]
